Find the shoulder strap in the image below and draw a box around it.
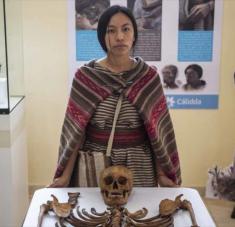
[106,94,123,157]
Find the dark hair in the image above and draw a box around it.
[184,64,203,78]
[97,5,138,53]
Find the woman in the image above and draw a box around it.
[132,0,162,30]
[183,64,206,90]
[49,5,181,188]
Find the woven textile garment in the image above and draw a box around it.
[54,57,181,186]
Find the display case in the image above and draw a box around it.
[0,1,28,226]
[0,0,24,114]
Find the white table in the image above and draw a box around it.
[23,187,216,227]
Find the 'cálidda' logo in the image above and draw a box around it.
[166,96,175,108]
[177,97,202,105]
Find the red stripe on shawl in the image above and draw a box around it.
[166,150,180,183]
[170,150,180,166]
[67,98,90,130]
[145,95,167,139]
[55,165,64,179]
[127,67,156,102]
[76,70,109,99]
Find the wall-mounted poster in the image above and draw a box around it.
[68,0,223,109]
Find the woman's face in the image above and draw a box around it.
[185,68,200,85]
[105,12,135,57]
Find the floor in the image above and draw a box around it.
[203,198,235,227]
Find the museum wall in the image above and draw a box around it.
[22,0,235,187]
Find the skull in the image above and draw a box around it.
[99,165,133,207]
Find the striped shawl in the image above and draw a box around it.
[54,57,181,185]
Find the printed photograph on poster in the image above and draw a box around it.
[160,63,207,91]
[75,0,109,61]
[128,0,162,61]
[179,0,215,31]
[161,64,182,89]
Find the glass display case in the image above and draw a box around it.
[0,0,24,114]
